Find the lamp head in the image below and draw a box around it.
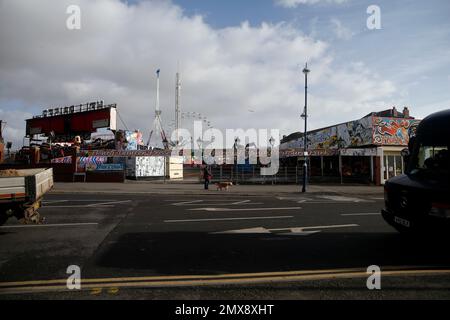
[302,62,310,74]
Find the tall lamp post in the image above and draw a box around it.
[234,137,240,183]
[301,63,310,193]
[197,137,203,165]
[269,136,275,150]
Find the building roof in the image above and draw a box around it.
[281,107,414,144]
[364,106,414,119]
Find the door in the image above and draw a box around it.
[384,154,404,180]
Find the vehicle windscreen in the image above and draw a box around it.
[410,143,450,179]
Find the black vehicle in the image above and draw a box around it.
[382,109,450,233]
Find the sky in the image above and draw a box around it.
[0,0,449,149]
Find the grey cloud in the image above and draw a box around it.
[0,0,395,149]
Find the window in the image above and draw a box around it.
[412,145,449,175]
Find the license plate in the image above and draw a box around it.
[394,216,410,228]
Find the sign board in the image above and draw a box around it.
[92,119,110,129]
[82,149,172,157]
[339,148,377,156]
[94,163,124,171]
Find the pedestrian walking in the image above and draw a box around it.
[203,166,212,190]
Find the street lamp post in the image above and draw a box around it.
[234,137,240,183]
[302,63,310,193]
[269,136,276,185]
[197,137,203,165]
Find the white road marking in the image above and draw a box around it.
[278,231,321,236]
[86,200,131,207]
[170,200,204,206]
[169,199,264,206]
[213,224,359,235]
[181,202,264,206]
[42,200,69,204]
[277,196,374,204]
[282,224,359,231]
[317,195,370,203]
[277,196,314,201]
[212,227,271,234]
[43,205,115,208]
[166,199,246,202]
[43,200,131,208]
[231,200,251,205]
[188,207,301,212]
[43,199,120,203]
[164,216,293,223]
[0,222,99,229]
[341,213,380,216]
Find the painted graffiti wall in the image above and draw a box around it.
[280,115,421,152]
[372,117,420,146]
[307,126,339,149]
[115,130,144,150]
[337,116,373,147]
[126,156,165,177]
[280,115,373,150]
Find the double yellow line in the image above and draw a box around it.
[1,267,450,295]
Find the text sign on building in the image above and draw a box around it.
[340,148,377,156]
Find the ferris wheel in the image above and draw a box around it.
[163,112,213,148]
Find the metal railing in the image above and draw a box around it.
[185,165,372,185]
[209,165,302,185]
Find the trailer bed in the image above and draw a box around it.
[0,168,53,203]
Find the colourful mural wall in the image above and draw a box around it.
[337,116,373,147]
[281,115,373,150]
[372,117,420,146]
[306,126,339,149]
[280,115,421,152]
[115,130,144,150]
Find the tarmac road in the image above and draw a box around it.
[1,190,450,299]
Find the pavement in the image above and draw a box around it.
[1,190,450,300]
[51,180,384,197]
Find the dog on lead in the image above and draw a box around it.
[216,181,233,191]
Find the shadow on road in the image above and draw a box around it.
[91,231,450,276]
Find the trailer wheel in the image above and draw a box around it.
[19,201,43,224]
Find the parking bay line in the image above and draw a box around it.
[214,224,359,235]
[340,213,380,216]
[164,216,294,223]
[188,207,302,212]
[176,202,264,206]
[43,199,121,203]
[168,200,264,206]
[165,199,251,202]
[294,201,376,204]
[43,205,115,208]
[0,222,99,229]
[43,200,132,208]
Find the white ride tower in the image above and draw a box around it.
[147,69,169,149]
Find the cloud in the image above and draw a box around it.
[0,107,33,148]
[0,0,396,149]
[274,0,349,8]
[330,18,354,40]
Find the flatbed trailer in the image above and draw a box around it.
[0,168,53,225]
